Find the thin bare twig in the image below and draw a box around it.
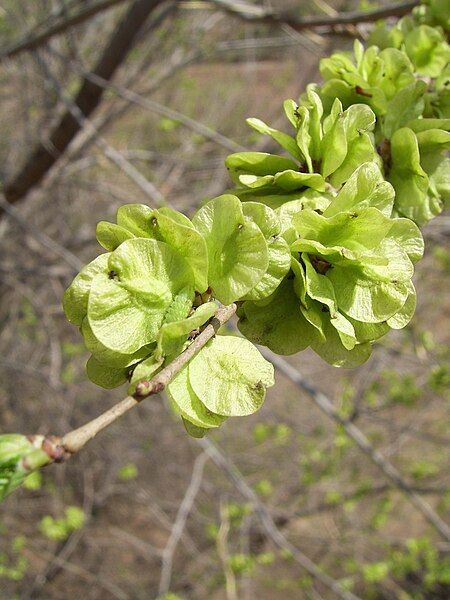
[26,543,129,600]
[35,53,165,205]
[109,526,162,558]
[0,193,82,271]
[3,0,170,206]
[158,452,209,596]
[47,50,245,154]
[199,437,360,600]
[0,0,129,61]
[262,350,450,543]
[209,0,419,30]
[60,303,237,455]
[276,483,448,523]
[41,9,222,201]
[217,500,238,600]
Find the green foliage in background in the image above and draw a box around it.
[358,537,450,594]
[0,536,27,583]
[39,506,85,541]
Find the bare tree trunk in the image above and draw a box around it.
[3,0,169,207]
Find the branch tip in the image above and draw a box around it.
[42,435,70,463]
[134,380,165,398]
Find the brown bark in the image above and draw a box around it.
[211,0,419,30]
[3,0,168,207]
[0,0,128,61]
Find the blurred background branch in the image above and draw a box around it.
[0,0,129,61]
[2,0,173,206]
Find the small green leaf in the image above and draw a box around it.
[405,118,450,133]
[273,170,326,192]
[320,100,347,178]
[188,336,274,416]
[311,319,372,368]
[86,356,128,389]
[276,193,331,243]
[295,105,313,170]
[81,319,150,368]
[330,310,357,350]
[244,236,291,301]
[156,303,217,359]
[404,24,450,77]
[387,218,424,263]
[193,195,268,304]
[348,318,390,343]
[382,81,427,139]
[389,127,438,225]
[182,419,209,438]
[423,153,450,204]
[238,280,317,355]
[302,253,338,315]
[294,208,393,253]
[127,354,164,395]
[242,203,291,301]
[0,435,50,502]
[114,205,208,291]
[63,254,109,326]
[242,202,280,238]
[284,98,299,127]
[88,239,193,354]
[168,364,226,427]
[299,300,326,341]
[116,203,154,237]
[329,104,379,186]
[96,222,134,251]
[416,128,450,153]
[324,162,394,217]
[151,209,209,293]
[225,152,298,185]
[327,266,409,323]
[246,117,302,160]
[386,282,417,329]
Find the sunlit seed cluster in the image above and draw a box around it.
[60,0,449,436]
